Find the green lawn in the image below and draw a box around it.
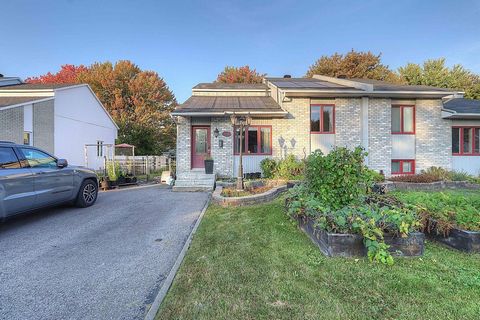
[157,197,480,320]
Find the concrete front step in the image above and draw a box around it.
[173,170,216,192]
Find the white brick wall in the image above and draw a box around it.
[335,98,362,149]
[415,99,452,171]
[368,98,392,175]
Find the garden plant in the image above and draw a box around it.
[286,147,422,265]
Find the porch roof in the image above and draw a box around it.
[172,96,287,117]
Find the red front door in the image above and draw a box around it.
[191,126,210,168]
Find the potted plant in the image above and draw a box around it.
[204,155,214,174]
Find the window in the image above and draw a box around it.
[391,160,415,174]
[234,126,271,155]
[311,105,334,133]
[452,127,480,155]
[97,141,104,157]
[19,148,57,168]
[23,132,32,146]
[391,105,415,134]
[0,147,21,169]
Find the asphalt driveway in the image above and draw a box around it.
[0,185,209,320]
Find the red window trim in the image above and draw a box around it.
[233,125,273,156]
[310,104,335,134]
[391,105,415,135]
[452,126,480,156]
[391,159,415,175]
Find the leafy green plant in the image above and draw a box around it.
[286,187,421,265]
[106,161,122,181]
[274,154,305,180]
[305,147,372,210]
[260,158,277,179]
[448,170,472,182]
[421,166,450,181]
[394,190,480,233]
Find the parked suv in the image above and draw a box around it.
[0,141,98,219]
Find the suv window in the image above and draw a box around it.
[0,147,21,169]
[19,148,57,168]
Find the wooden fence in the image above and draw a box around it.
[112,155,169,175]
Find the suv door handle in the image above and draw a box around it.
[35,171,46,175]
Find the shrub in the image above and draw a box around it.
[274,154,305,180]
[305,147,372,210]
[106,161,122,181]
[260,158,277,179]
[286,187,421,265]
[448,170,473,182]
[388,173,441,183]
[367,169,385,182]
[421,166,450,181]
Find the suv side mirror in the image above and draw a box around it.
[57,159,68,168]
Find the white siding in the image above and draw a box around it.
[452,156,480,175]
[310,134,335,154]
[53,86,117,170]
[233,155,268,175]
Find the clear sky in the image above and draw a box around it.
[2,0,480,102]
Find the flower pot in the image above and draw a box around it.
[204,159,214,174]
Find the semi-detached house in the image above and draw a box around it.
[171,75,480,190]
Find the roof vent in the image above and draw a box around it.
[283,74,291,78]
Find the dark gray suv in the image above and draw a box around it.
[0,141,98,219]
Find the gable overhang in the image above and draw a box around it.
[0,97,55,111]
[442,108,480,120]
[171,110,288,118]
[282,89,457,99]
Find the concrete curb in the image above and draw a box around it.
[99,183,169,193]
[144,193,211,320]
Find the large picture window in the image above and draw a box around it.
[452,127,480,155]
[311,105,334,133]
[234,126,271,155]
[392,105,415,134]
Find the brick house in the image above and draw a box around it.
[171,75,480,190]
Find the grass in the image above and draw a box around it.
[393,190,480,231]
[157,197,480,320]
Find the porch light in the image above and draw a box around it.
[214,127,219,138]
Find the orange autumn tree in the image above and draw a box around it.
[26,61,176,155]
[25,64,88,84]
[216,65,265,83]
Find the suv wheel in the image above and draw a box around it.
[76,179,98,208]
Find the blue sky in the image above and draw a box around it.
[2,0,480,102]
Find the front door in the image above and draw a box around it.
[191,126,210,168]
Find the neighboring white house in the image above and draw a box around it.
[0,77,118,170]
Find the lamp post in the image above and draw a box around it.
[230,113,252,190]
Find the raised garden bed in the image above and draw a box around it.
[394,190,480,253]
[378,180,480,192]
[427,221,480,253]
[296,215,425,257]
[212,180,289,207]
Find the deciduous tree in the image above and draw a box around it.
[305,50,399,82]
[26,61,177,154]
[25,64,88,84]
[398,58,480,99]
[216,65,265,83]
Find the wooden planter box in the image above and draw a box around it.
[427,220,480,253]
[296,216,425,257]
